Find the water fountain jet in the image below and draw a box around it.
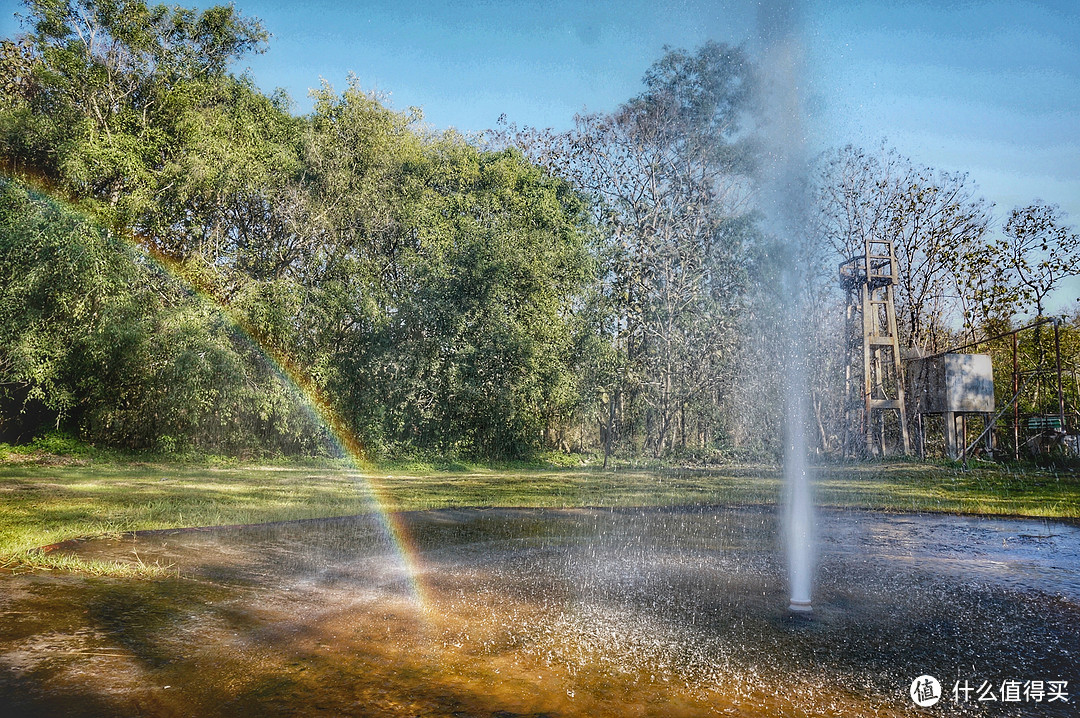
[756,0,816,615]
[783,389,814,615]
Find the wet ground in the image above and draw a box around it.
[1,506,1078,717]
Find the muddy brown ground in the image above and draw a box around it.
[1,506,1077,716]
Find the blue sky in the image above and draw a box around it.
[4,0,1079,305]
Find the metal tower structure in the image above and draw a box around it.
[839,237,911,456]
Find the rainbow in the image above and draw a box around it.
[3,171,431,611]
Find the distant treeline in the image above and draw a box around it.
[1,0,1077,460]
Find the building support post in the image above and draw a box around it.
[944,410,956,460]
[1055,318,1065,431]
[1013,332,1020,461]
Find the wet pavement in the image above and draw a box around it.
[1,506,1077,717]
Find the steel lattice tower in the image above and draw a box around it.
[840,237,911,456]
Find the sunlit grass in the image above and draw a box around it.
[0,459,1076,577]
[1,548,178,579]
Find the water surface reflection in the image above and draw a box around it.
[1,506,1077,716]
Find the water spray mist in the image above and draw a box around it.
[756,0,816,614]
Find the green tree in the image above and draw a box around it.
[496,42,758,457]
[2,0,267,226]
[0,177,324,452]
[244,78,596,458]
[1001,203,1080,323]
[2,1,597,459]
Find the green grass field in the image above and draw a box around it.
[1,456,1078,576]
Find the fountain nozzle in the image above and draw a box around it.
[788,598,812,613]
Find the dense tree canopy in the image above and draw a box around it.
[1,0,1076,461]
[0,0,591,458]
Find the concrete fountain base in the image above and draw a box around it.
[787,598,812,612]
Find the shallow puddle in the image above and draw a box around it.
[2,506,1078,716]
